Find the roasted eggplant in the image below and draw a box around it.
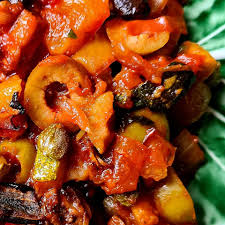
[132,66,194,112]
[111,0,150,19]
[118,108,169,141]
[0,183,43,224]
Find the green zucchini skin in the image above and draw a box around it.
[132,69,194,112]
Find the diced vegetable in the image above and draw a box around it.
[60,0,110,36]
[113,67,142,109]
[173,129,204,181]
[104,192,159,225]
[2,10,38,72]
[0,1,23,25]
[66,134,94,182]
[141,129,176,181]
[132,64,194,111]
[0,183,43,223]
[0,139,36,183]
[132,108,169,139]
[121,122,152,143]
[119,108,169,141]
[170,82,211,127]
[41,9,88,55]
[87,91,114,154]
[73,30,115,75]
[131,197,159,225]
[153,168,196,224]
[33,123,69,182]
[177,41,218,80]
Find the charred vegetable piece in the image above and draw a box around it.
[170,82,211,127]
[33,123,69,181]
[40,182,91,225]
[132,68,194,111]
[119,108,169,142]
[0,183,42,224]
[59,183,92,225]
[111,0,150,19]
[10,92,25,115]
[153,168,196,224]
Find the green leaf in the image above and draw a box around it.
[185,0,225,60]
[184,1,225,224]
[68,29,77,39]
[189,114,225,225]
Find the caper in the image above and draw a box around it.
[37,123,69,160]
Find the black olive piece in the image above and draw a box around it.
[0,183,43,224]
[10,92,25,115]
[111,0,150,19]
[132,69,194,112]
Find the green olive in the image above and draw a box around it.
[37,123,69,160]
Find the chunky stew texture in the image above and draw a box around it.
[0,0,219,224]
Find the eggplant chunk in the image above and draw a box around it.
[0,183,43,224]
[153,168,196,224]
[111,0,150,19]
[119,108,169,141]
[132,68,194,112]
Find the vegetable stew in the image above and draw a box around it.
[0,0,219,224]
